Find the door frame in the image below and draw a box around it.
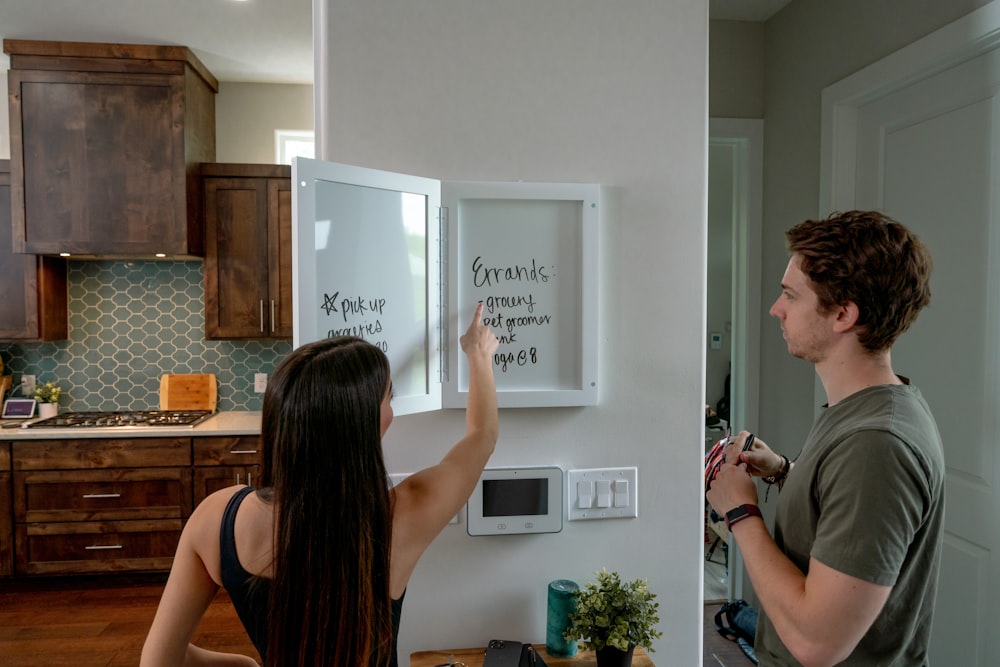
[709,117,764,600]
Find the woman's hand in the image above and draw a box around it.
[460,302,499,360]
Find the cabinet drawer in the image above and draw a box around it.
[193,436,261,466]
[194,465,260,506]
[12,438,191,470]
[15,519,182,575]
[14,468,193,522]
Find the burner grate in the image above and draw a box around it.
[29,410,214,428]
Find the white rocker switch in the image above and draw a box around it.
[577,480,594,509]
[613,479,629,507]
[595,479,612,508]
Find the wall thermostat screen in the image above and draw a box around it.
[483,478,548,517]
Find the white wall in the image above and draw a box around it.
[215,81,312,163]
[315,1,708,663]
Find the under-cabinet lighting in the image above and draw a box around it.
[155,253,166,258]
[59,252,71,257]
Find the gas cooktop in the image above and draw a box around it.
[27,410,214,428]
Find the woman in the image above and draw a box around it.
[141,304,499,666]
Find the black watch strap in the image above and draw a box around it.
[724,503,762,529]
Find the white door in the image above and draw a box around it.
[822,6,1000,664]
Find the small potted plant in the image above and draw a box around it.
[33,380,62,419]
[564,568,662,667]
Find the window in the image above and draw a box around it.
[275,129,315,165]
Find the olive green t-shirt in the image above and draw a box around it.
[755,382,945,666]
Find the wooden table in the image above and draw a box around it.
[410,644,655,667]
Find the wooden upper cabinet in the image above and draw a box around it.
[0,160,68,341]
[3,40,217,258]
[202,163,292,339]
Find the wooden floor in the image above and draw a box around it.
[0,575,260,667]
[0,576,752,666]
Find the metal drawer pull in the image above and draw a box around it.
[236,473,242,484]
[260,300,265,333]
[82,493,121,499]
[230,449,257,455]
[85,544,123,550]
[248,473,252,486]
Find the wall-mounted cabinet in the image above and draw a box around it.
[3,40,217,259]
[0,160,68,341]
[293,158,600,411]
[202,164,293,339]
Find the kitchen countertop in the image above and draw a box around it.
[0,411,262,440]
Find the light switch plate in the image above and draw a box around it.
[566,467,638,520]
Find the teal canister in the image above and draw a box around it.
[546,579,580,657]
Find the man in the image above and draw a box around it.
[706,210,945,666]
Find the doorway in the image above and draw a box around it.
[705,118,763,602]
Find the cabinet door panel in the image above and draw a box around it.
[0,161,68,341]
[14,71,185,255]
[0,472,12,577]
[194,466,260,506]
[269,178,294,337]
[204,177,270,338]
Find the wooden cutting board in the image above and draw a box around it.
[159,374,217,411]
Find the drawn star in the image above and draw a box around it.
[321,291,339,315]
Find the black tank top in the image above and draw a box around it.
[219,486,404,666]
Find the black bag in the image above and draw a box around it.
[483,640,547,667]
[714,599,759,665]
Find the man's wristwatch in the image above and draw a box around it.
[724,504,762,529]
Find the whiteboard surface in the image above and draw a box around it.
[292,157,442,415]
[443,181,600,408]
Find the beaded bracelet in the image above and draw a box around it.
[763,454,791,501]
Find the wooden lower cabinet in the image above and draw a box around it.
[193,436,261,504]
[1,444,12,576]
[4,434,262,577]
[11,438,192,576]
[194,466,259,504]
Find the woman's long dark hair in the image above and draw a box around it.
[259,336,393,666]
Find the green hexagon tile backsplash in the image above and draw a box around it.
[0,260,292,412]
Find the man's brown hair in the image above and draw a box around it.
[786,210,933,352]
